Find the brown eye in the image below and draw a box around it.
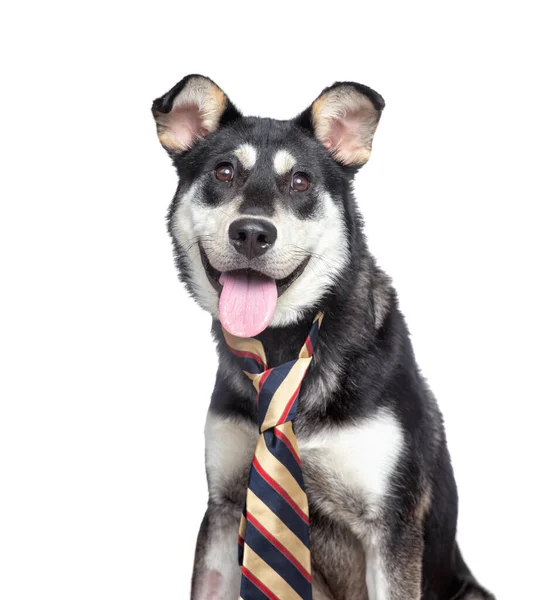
[215,162,234,182]
[291,172,310,192]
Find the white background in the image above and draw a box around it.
[1,1,535,598]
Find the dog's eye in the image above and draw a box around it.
[291,172,310,192]
[215,162,234,182]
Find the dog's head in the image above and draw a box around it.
[152,75,384,337]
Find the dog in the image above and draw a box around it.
[151,75,494,600]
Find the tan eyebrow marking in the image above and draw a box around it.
[273,149,297,175]
[233,144,257,169]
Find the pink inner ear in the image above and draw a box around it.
[325,112,363,158]
[169,104,203,150]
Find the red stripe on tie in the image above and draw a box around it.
[228,347,266,369]
[278,384,300,424]
[253,457,309,523]
[274,428,302,466]
[278,366,308,425]
[256,370,271,404]
[238,534,244,546]
[246,512,312,582]
[305,336,313,357]
[241,566,279,600]
[259,370,271,388]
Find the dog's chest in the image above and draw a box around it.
[299,411,405,521]
[205,409,404,517]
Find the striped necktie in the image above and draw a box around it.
[222,312,324,600]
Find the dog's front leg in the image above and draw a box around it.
[191,409,257,599]
[190,501,242,600]
[363,523,423,600]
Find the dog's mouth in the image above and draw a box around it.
[199,246,309,297]
[199,245,310,337]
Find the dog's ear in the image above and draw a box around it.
[152,75,241,153]
[295,82,385,167]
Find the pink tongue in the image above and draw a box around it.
[219,271,278,337]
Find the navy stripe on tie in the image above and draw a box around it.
[257,360,295,425]
[248,464,310,547]
[245,514,312,598]
[240,569,272,599]
[241,356,265,375]
[238,538,244,566]
[238,506,246,566]
[263,431,305,491]
[308,323,319,350]
[277,382,302,424]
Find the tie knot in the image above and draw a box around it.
[255,356,312,431]
[222,312,324,431]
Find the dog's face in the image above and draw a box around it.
[152,75,384,337]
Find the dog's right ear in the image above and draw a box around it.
[152,75,241,153]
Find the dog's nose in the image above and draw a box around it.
[228,218,277,260]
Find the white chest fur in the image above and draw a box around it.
[205,409,405,517]
[300,410,404,506]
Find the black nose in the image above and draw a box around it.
[228,218,277,260]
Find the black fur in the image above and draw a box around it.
[152,75,494,600]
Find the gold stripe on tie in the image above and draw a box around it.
[246,489,311,574]
[297,312,324,357]
[221,328,267,367]
[260,358,312,431]
[242,544,303,600]
[255,434,309,518]
[313,311,324,327]
[278,420,301,459]
[239,513,247,541]
[250,371,266,393]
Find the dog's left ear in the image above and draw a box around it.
[295,82,385,167]
[152,74,241,153]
